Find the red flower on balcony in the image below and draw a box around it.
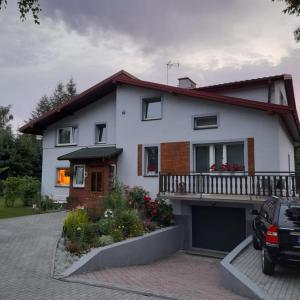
[147,164,157,172]
[210,163,244,172]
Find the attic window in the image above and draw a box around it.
[194,115,218,130]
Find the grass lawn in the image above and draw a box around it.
[0,197,39,219]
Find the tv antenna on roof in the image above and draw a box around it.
[166,61,179,85]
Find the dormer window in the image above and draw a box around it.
[142,97,162,120]
[95,123,107,144]
[56,127,77,146]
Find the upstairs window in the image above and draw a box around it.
[56,168,70,186]
[95,123,107,143]
[144,146,159,176]
[142,97,162,120]
[73,165,85,188]
[57,127,77,146]
[194,115,218,130]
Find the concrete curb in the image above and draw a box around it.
[220,236,273,300]
[62,225,183,277]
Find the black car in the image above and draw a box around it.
[252,196,300,275]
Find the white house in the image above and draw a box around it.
[20,70,300,253]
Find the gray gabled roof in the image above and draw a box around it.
[57,146,123,161]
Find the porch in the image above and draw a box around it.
[159,171,299,202]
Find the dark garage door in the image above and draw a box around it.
[192,206,246,252]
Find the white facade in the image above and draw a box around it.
[41,83,295,200]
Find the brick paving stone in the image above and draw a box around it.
[69,252,246,300]
[0,212,159,300]
[233,244,300,300]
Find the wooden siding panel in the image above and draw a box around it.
[247,137,255,175]
[137,144,142,176]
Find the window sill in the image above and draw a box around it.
[55,185,70,188]
[72,185,85,189]
[142,117,162,122]
[95,142,107,145]
[56,143,77,147]
[144,174,159,178]
[194,126,218,130]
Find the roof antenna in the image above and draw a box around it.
[166,61,179,85]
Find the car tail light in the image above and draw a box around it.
[265,225,279,245]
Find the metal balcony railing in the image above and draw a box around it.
[159,171,299,198]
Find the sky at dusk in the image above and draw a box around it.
[1,0,300,131]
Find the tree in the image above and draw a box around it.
[0,0,41,24]
[273,0,300,42]
[31,78,77,120]
[0,105,13,130]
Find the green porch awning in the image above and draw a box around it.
[57,146,123,161]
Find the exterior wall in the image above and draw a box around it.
[220,85,269,103]
[277,118,295,172]
[116,85,281,197]
[41,92,116,201]
[218,80,288,105]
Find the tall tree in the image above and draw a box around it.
[31,78,77,120]
[273,0,300,41]
[0,105,13,130]
[0,0,41,24]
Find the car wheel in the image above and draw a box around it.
[252,234,261,250]
[261,248,275,275]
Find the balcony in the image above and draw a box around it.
[159,172,299,203]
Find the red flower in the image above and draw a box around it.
[144,195,151,202]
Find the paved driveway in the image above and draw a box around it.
[0,213,158,300]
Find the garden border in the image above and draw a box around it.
[61,225,183,277]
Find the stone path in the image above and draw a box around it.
[233,244,300,300]
[0,212,158,300]
[69,252,246,300]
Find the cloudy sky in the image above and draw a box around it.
[0,0,300,131]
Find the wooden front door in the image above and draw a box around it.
[88,166,106,200]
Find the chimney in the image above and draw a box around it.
[178,77,196,89]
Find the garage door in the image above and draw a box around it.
[192,206,246,252]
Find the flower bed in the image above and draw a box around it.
[62,183,174,256]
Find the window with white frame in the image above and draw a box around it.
[73,165,85,187]
[56,168,70,186]
[144,146,159,176]
[195,142,244,172]
[57,127,77,146]
[95,123,107,143]
[142,97,162,120]
[194,115,218,130]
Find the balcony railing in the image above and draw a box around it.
[159,172,299,198]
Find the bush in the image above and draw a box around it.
[111,227,124,242]
[3,176,40,207]
[103,181,127,213]
[128,186,147,209]
[154,198,174,226]
[98,217,115,236]
[64,209,89,240]
[115,209,144,238]
[3,177,22,207]
[19,176,40,206]
[96,235,114,247]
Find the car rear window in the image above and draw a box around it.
[279,205,300,228]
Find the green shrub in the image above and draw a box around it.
[155,198,174,227]
[3,177,22,207]
[115,209,144,238]
[39,195,55,211]
[3,176,41,207]
[103,181,127,213]
[111,226,124,242]
[64,209,89,240]
[98,217,115,236]
[96,235,114,247]
[19,176,40,206]
[128,186,147,209]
